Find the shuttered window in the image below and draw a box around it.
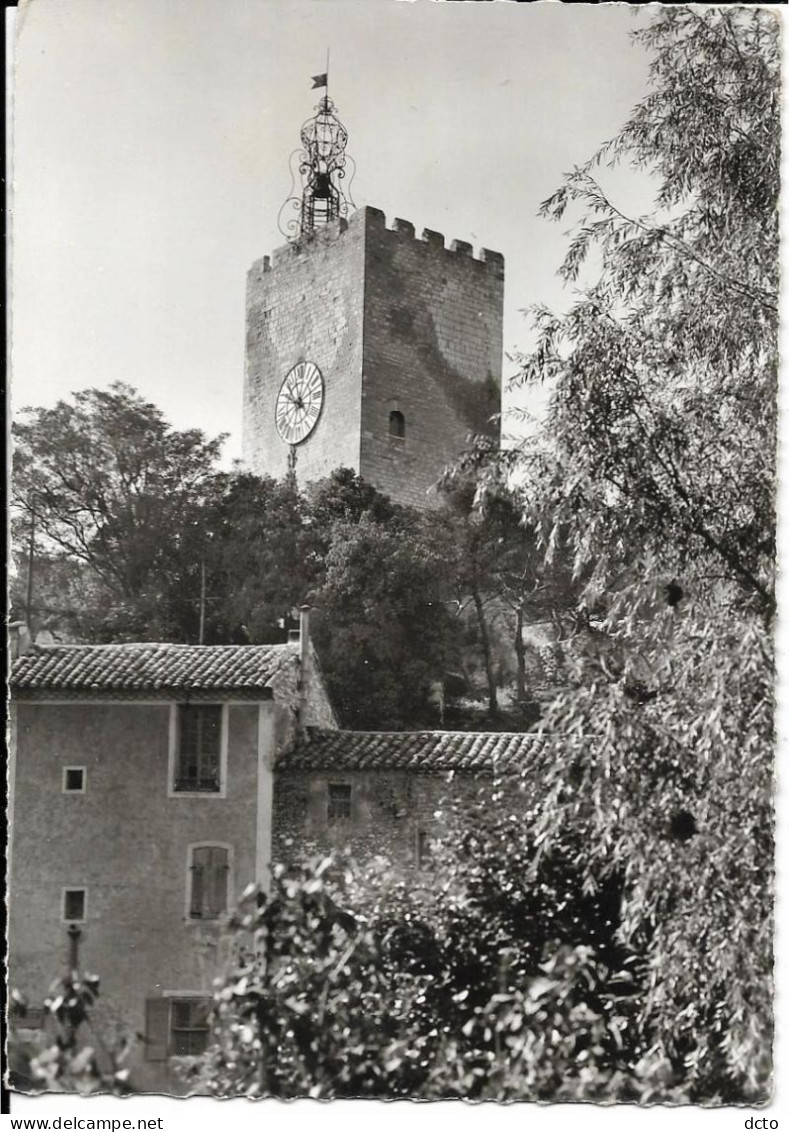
[189,845,229,920]
[144,999,170,1061]
[175,705,222,793]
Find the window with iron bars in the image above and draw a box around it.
[328,782,352,822]
[170,998,210,1056]
[175,705,222,792]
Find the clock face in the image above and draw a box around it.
[275,361,324,445]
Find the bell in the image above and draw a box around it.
[313,172,331,200]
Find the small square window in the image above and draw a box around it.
[63,889,86,922]
[63,767,85,793]
[328,783,352,822]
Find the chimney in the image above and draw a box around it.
[299,605,310,665]
[297,605,310,729]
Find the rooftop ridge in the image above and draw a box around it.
[20,641,297,652]
[280,727,546,776]
[301,727,542,740]
[10,640,299,694]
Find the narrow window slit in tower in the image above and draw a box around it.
[389,410,405,442]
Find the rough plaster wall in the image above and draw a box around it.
[272,770,490,865]
[9,700,264,1094]
[243,213,366,484]
[303,643,338,729]
[359,209,504,509]
[268,647,338,756]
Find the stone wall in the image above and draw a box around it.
[242,206,504,510]
[360,209,504,509]
[243,213,366,484]
[272,769,490,866]
[269,641,338,752]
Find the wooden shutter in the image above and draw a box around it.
[190,848,207,918]
[207,847,229,917]
[190,846,229,918]
[144,998,170,1061]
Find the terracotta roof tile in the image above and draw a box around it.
[11,643,297,696]
[279,728,545,776]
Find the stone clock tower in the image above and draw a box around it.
[242,92,504,510]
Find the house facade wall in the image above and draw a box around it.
[8,698,276,1094]
[272,769,490,866]
[8,647,337,1095]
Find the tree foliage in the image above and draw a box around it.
[14,406,530,723]
[9,972,135,1095]
[438,448,581,711]
[197,472,314,644]
[306,465,403,530]
[503,6,777,1100]
[309,511,461,729]
[204,816,647,1102]
[12,383,225,640]
[515,7,777,618]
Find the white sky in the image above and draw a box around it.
[11,0,655,461]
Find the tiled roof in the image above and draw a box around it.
[10,643,298,697]
[279,729,545,776]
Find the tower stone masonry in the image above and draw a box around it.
[243,206,504,509]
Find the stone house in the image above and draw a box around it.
[274,728,543,866]
[8,618,334,1094]
[8,622,541,1094]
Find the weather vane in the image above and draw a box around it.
[278,52,356,243]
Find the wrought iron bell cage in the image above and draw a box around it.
[279,94,355,243]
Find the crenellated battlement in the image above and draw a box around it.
[244,198,503,509]
[251,205,504,279]
[366,206,504,272]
